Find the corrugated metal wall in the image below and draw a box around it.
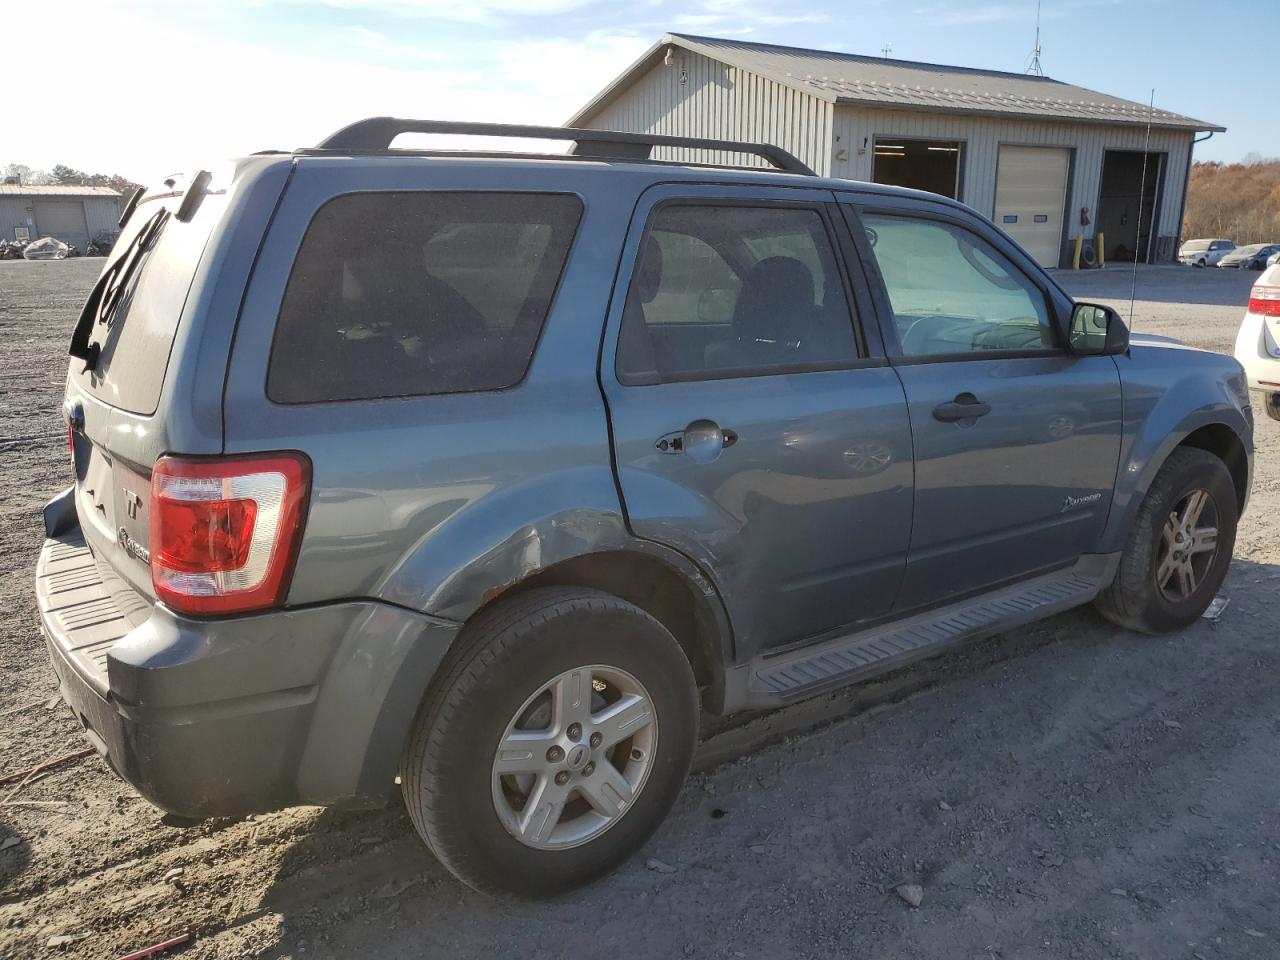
[832,106,1194,245]
[83,197,122,244]
[0,198,34,242]
[580,50,834,173]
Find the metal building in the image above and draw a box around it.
[0,183,122,252]
[570,34,1224,268]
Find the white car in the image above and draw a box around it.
[1179,237,1236,267]
[1234,262,1280,421]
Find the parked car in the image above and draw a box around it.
[37,119,1254,898]
[1178,237,1235,267]
[1217,243,1280,269]
[1233,262,1280,422]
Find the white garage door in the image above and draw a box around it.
[33,201,90,251]
[993,146,1070,268]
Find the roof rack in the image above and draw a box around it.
[311,117,815,175]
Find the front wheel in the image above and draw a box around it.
[1095,447,1237,633]
[401,587,699,896]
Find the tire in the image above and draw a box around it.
[1265,392,1280,423]
[400,587,699,897]
[1095,447,1237,633]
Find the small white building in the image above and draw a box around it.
[571,34,1224,268]
[0,183,122,251]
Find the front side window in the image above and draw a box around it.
[616,204,858,383]
[861,214,1054,357]
[268,192,581,403]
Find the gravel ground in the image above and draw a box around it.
[1,259,1277,960]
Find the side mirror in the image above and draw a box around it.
[1068,302,1129,356]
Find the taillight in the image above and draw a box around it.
[1248,285,1280,317]
[149,453,310,615]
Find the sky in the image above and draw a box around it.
[5,0,1271,185]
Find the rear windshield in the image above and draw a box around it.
[1181,240,1211,252]
[267,191,582,404]
[74,193,221,415]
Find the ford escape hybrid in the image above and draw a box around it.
[37,119,1253,896]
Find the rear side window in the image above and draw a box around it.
[616,204,858,384]
[268,192,582,404]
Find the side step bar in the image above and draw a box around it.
[723,555,1117,712]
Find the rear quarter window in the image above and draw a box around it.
[267,191,582,404]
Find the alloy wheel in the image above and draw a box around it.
[491,664,658,850]
[1155,488,1219,602]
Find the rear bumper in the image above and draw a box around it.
[36,522,459,819]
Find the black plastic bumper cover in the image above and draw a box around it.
[36,529,459,818]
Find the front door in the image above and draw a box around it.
[602,185,914,657]
[849,204,1123,611]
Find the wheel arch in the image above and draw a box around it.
[479,549,735,713]
[1100,397,1252,556]
[1177,422,1249,514]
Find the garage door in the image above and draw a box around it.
[993,146,1070,268]
[33,201,90,251]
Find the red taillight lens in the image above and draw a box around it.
[153,498,258,573]
[149,453,310,615]
[1249,285,1280,317]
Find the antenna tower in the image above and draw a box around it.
[1026,0,1045,75]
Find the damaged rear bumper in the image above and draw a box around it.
[35,520,459,819]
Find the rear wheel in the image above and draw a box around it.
[1095,447,1237,633]
[401,587,698,896]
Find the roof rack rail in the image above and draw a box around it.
[312,117,815,175]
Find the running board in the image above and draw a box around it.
[723,555,1117,712]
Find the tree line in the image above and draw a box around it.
[1183,157,1280,244]
[3,162,142,198]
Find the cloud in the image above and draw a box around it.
[279,0,598,26]
[5,6,650,182]
[672,0,831,30]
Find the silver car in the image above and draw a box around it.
[1178,237,1235,267]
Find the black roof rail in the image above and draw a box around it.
[311,117,815,175]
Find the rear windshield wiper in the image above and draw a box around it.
[69,208,170,371]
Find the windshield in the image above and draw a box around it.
[1181,240,1211,253]
[1233,245,1263,255]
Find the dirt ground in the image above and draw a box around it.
[1,259,1277,960]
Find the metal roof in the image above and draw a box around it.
[572,34,1224,133]
[0,184,121,198]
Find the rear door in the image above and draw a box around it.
[602,183,914,658]
[842,196,1122,611]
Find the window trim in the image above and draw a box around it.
[614,196,878,387]
[842,202,1069,365]
[265,189,584,406]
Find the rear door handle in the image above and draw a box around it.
[656,420,737,463]
[933,393,991,422]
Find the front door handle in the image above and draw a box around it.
[656,419,737,463]
[933,393,992,422]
